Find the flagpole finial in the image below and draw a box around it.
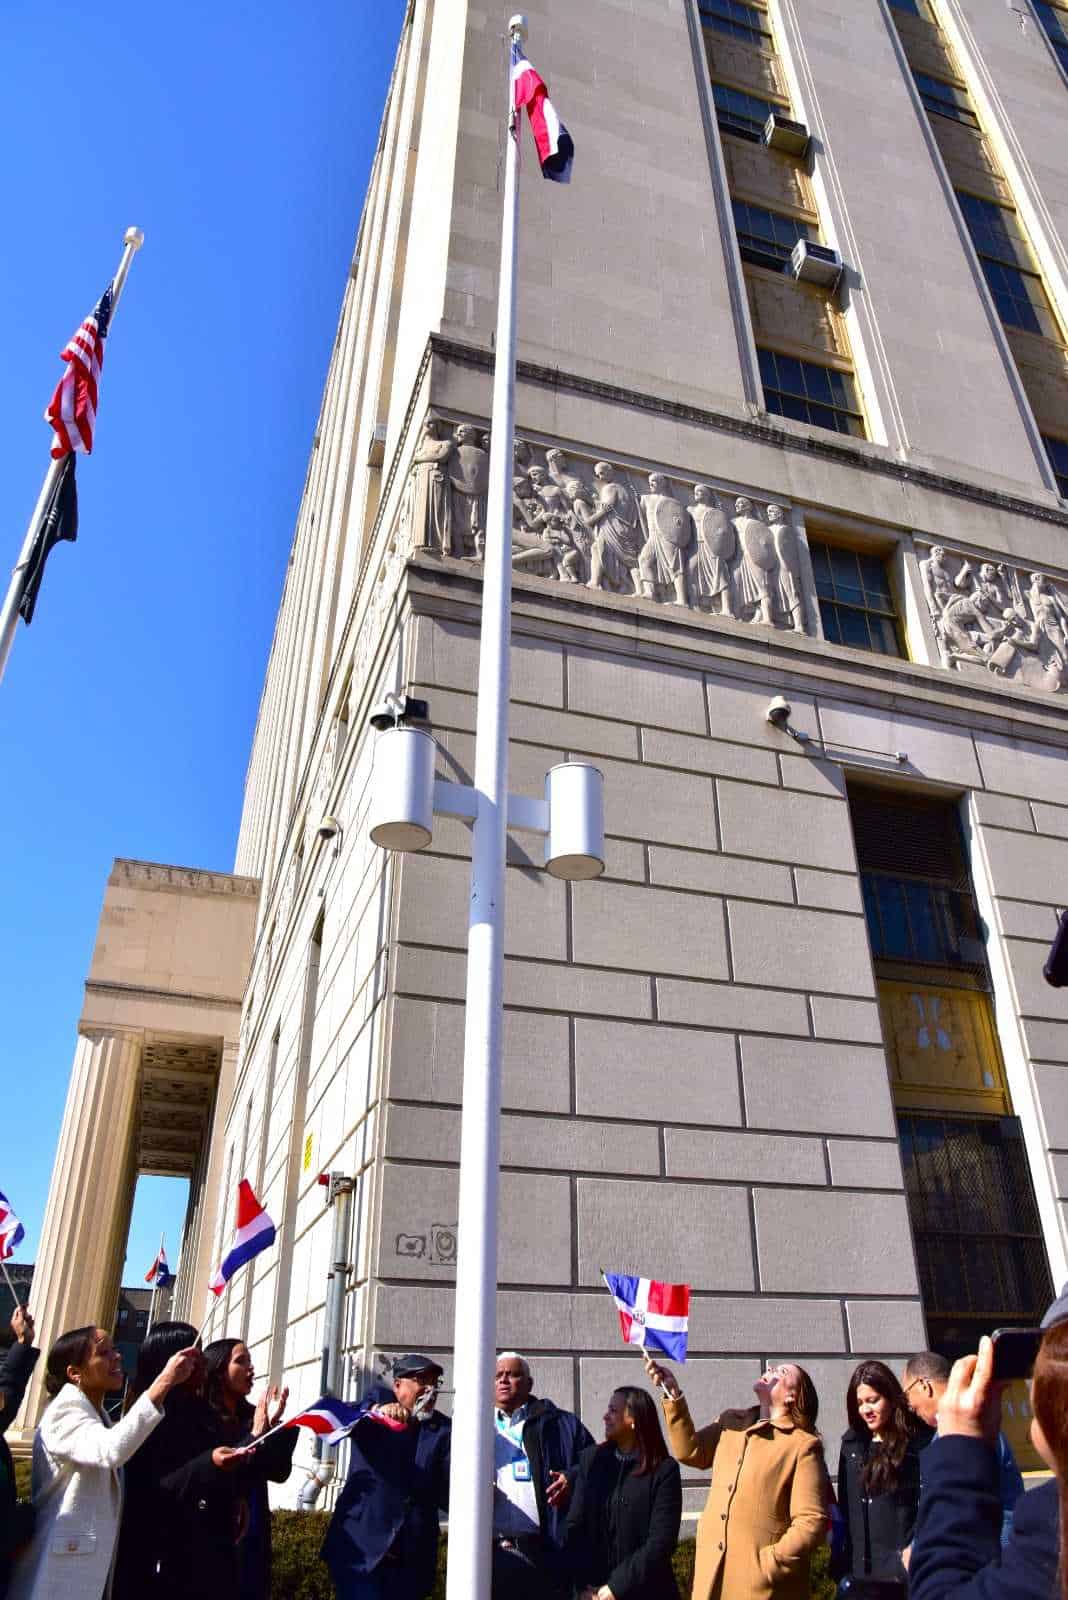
[508,14,528,39]
[124,227,145,251]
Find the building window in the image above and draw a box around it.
[956,192,1062,339]
[1045,434,1068,497]
[700,0,772,46]
[711,81,776,141]
[758,350,865,437]
[913,71,980,127]
[732,200,811,271]
[889,0,932,15]
[1035,1,1068,71]
[809,541,904,654]
[899,1112,1053,1358]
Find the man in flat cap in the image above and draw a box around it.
[322,1353,451,1598]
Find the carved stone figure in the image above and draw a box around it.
[918,540,1068,695]
[588,463,644,595]
[687,485,736,616]
[406,416,454,555]
[449,423,490,558]
[639,474,691,607]
[768,505,806,635]
[734,497,780,628]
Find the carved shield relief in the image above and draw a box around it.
[648,495,690,550]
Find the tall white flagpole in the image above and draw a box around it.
[0,226,145,687]
[444,15,525,1600]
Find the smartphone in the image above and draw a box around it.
[990,1326,1042,1381]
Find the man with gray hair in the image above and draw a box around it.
[492,1349,593,1599]
[903,1349,1023,1545]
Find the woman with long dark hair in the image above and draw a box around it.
[201,1339,293,1600]
[565,1385,682,1600]
[837,1359,932,1587]
[9,1324,195,1600]
[644,1351,827,1599]
[112,1322,251,1600]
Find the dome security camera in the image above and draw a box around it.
[317,816,342,842]
[369,693,430,732]
[765,694,792,729]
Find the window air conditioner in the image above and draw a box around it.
[790,239,843,289]
[367,422,388,468]
[762,112,810,156]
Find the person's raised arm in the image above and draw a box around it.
[42,1348,198,1472]
[643,1352,721,1470]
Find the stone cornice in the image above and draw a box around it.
[404,554,1068,748]
[427,332,1068,533]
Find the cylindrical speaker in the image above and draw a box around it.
[368,726,436,851]
[545,762,605,880]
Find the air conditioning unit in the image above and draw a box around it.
[367,422,388,468]
[790,239,843,289]
[762,112,810,156]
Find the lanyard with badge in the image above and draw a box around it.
[496,1410,532,1481]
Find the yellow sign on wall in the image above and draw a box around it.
[879,981,1009,1115]
[302,1131,314,1173]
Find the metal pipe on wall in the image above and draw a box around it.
[298,1171,355,1509]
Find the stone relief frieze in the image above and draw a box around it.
[920,542,1068,694]
[400,417,814,636]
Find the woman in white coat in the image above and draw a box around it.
[9,1323,197,1600]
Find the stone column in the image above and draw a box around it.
[19,1030,142,1429]
[179,1037,239,1333]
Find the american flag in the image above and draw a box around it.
[44,284,113,458]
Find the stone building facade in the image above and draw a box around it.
[26,0,1068,1491]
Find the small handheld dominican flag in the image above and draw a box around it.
[0,1193,25,1263]
[145,1245,174,1290]
[280,1394,412,1445]
[603,1272,691,1364]
[209,1180,276,1296]
[511,40,574,183]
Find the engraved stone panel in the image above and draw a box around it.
[929,117,1009,205]
[745,270,848,362]
[704,33,783,100]
[722,138,815,219]
[918,541,1068,695]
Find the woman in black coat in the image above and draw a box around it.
[565,1385,682,1600]
[836,1360,932,1587]
[112,1322,272,1600]
[202,1338,295,1600]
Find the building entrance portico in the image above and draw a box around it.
[17,858,258,1433]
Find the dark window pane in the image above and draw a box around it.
[757,351,864,439]
[875,877,911,959]
[914,71,980,127]
[711,82,775,140]
[700,0,771,45]
[1044,434,1068,498]
[858,551,894,606]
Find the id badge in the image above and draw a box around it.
[513,1458,531,1481]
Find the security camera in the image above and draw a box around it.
[317,816,341,842]
[765,695,792,729]
[369,693,430,731]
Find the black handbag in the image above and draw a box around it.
[836,1492,907,1600]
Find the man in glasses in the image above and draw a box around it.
[902,1350,1023,1544]
[322,1353,451,1598]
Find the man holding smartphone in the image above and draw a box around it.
[907,1295,1066,1600]
[491,1351,593,1600]
[902,1350,1024,1543]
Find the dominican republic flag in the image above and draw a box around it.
[511,40,574,183]
[145,1245,174,1290]
[0,1193,24,1263]
[209,1180,276,1295]
[283,1394,408,1445]
[44,284,113,457]
[603,1272,690,1364]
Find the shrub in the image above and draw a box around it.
[270,1515,835,1598]
[14,1458,31,1500]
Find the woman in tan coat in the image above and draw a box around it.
[642,1351,827,1600]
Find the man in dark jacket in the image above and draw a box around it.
[908,1289,1067,1600]
[492,1350,594,1599]
[0,1305,39,1599]
[321,1353,451,1599]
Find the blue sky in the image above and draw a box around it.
[0,1,405,1299]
